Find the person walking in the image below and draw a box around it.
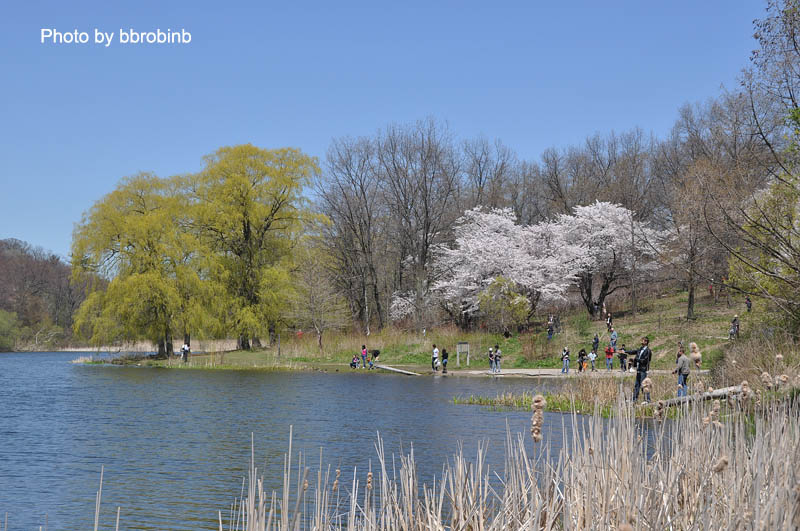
[561,347,570,374]
[441,348,449,374]
[673,348,690,397]
[432,344,440,372]
[361,345,368,369]
[631,337,652,403]
[493,344,502,374]
[605,345,614,371]
[588,349,597,372]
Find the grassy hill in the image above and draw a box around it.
[142,289,751,372]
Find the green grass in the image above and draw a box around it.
[96,290,752,373]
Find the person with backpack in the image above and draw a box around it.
[493,344,502,374]
[631,337,653,403]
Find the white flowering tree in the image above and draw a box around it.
[555,201,662,317]
[431,208,586,327]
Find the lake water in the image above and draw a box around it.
[0,352,576,529]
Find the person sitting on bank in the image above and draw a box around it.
[441,348,449,373]
[350,355,359,369]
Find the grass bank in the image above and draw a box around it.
[85,290,758,374]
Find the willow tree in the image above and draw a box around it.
[71,173,221,354]
[190,145,318,350]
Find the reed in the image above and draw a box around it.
[213,394,800,530]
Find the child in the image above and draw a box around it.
[588,349,597,371]
[577,349,587,373]
[350,355,359,369]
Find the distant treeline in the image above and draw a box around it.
[0,238,97,350]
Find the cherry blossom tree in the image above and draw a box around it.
[430,208,586,327]
[555,201,662,317]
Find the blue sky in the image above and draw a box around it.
[1,0,765,258]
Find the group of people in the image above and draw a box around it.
[561,333,654,402]
[431,344,449,373]
[487,345,502,373]
[350,345,380,369]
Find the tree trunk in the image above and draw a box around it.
[238,335,251,350]
[687,281,696,320]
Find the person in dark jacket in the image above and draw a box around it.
[592,333,599,353]
[631,337,652,402]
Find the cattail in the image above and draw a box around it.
[332,479,339,492]
[654,400,665,421]
[707,386,714,393]
[761,371,773,389]
[690,342,702,368]
[713,455,729,473]
[777,374,790,388]
[303,479,309,492]
[710,400,720,421]
[530,394,546,443]
[776,354,784,362]
[713,420,724,429]
[366,471,373,490]
[703,416,711,426]
[642,377,652,392]
[589,447,594,455]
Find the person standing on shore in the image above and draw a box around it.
[618,345,627,371]
[588,349,597,371]
[488,347,495,373]
[361,345,368,369]
[631,337,652,402]
[605,344,614,371]
[561,347,570,374]
[493,344,502,374]
[673,348,690,397]
[432,344,439,372]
